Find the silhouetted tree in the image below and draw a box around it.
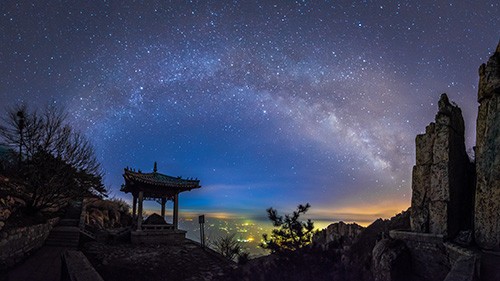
[0,104,106,213]
[212,233,242,261]
[260,203,315,253]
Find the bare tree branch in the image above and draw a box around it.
[0,104,107,214]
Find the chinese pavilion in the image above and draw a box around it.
[121,162,201,243]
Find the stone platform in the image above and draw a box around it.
[389,230,481,281]
[82,239,234,281]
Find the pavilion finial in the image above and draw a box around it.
[153,161,158,173]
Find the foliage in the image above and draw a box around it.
[260,203,315,253]
[0,104,106,213]
[212,233,249,262]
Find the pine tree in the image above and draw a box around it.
[260,203,315,253]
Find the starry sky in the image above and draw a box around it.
[1,1,499,223]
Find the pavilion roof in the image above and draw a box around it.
[121,168,201,196]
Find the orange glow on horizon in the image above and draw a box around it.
[309,200,410,227]
[140,200,409,228]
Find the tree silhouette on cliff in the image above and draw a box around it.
[260,203,315,253]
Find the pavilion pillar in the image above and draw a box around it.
[173,193,179,230]
[132,194,137,220]
[137,191,144,231]
[160,197,166,218]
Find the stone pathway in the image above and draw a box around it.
[4,246,67,281]
[3,201,84,281]
[44,226,80,248]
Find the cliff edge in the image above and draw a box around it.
[475,41,500,250]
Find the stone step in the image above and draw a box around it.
[44,225,80,248]
[45,238,79,246]
[45,241,78,248]
[59,219,79,226]
[48,230,79,235]
[45,239,79,244]
[45,235,79,241]
[45,236,79,242]
[46,233,79,240]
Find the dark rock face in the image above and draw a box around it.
[475,42,500,250]
[346,210,410,281]
[84,198,133,229]
[410,94,474,238]
[372,239,411,281]
[232,247,343,281]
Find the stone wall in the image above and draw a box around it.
[0,217,59,269]
[61,250,104,281]
[443,242,480,281]
[389,230,449,281]
[475,42,500,250]
[388,231,480,281]
[410,94,474,238]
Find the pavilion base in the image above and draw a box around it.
[131,229,187,244]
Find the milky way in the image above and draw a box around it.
[1,1,499,221]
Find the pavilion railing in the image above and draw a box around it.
[141,224,175,231]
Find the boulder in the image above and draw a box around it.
[143,213,167,225]
[87,208,105,229]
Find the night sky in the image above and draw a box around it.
[1,1,499,223]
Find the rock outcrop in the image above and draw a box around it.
[475,42,500,250]
[84,198,132,229]
[313,221,364,249]
[410,94,474,238]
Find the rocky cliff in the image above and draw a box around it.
[313,221,364,249]
[475,42,500,250]
[410,94,474,238]
[84,198,132,229]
